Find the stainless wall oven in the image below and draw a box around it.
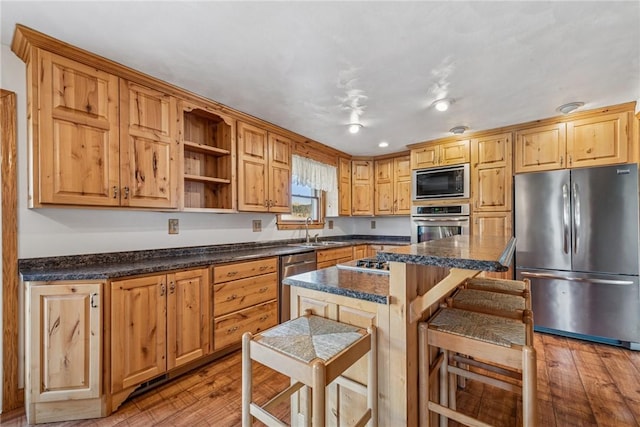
[411,204,470,243]
[412,163,470,200]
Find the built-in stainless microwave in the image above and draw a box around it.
[412,163,470,200]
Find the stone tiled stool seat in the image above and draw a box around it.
[242,313,377,426]
[419,307,537,427]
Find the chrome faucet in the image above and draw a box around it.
[305,217,312,243]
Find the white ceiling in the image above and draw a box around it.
[1,1,639,156]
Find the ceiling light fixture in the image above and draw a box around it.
[378,141,389,148]
[449,126,469,135]
[432,98,454,112]
[348,123,363,134]
[556,102,585,115]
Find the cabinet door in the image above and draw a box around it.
[353,244,367,260]
[339,157,352,216]
[439,140,470,165]
[26,282,102,403]
[374,158,394,215]
[167,268,210,370]
[567,112,629,168]
[111,275,167,392]
[411,146,438,169]
[352,160,374,215]
[38,51,120,206]
[472,212,513,279]
[471,133,512,212]
[237,121,269,211]
[514,123,566,173]
[394,155,412,215]
[268,132,292,213]
[120,81,178,208]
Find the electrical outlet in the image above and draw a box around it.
[328,220,334,230]
[168,218,179,234]
[252,219,262,232]
[371,220,376,229]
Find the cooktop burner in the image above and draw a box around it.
[336,258,390,275]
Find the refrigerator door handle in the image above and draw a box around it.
[520,271,635,285]
[562,184,570,254]
[573,182,580,255]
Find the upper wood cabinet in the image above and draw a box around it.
[32,50,179,208]
[515,112,630,173]
[237,121,291,213]
[471,133,512,212]
[25,281,104,424]
[120,81,178,208]
[411,140,470,169]
[374,155,411,215]
[179,100,236,211]
[338,157,352,216]
[351,160,374,215]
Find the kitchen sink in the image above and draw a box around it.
[291,241,345,248]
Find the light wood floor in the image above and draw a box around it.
[2,332,640,426]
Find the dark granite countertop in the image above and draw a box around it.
[377,235,515,272]
[19,235,409,282]
[282,267,389,304]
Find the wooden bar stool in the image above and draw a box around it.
[419,307,537,427]
[242,312,377,427]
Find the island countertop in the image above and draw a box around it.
[376,235,515,272]
[282,267,389,304]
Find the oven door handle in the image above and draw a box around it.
[412,217,469,222]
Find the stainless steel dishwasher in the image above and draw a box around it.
[279,251,317,322]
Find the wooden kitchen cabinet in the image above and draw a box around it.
[411,140,470,169]
[29,50,179,208]
[316,246,353,269]
[237,121,291,212]
[374,155,411,215]
[353,244,367,260]
[110,268,209,395]
[212,258,278,350]
[352,159,375,215]
[25,281,104,424]
[367,244,407,258]
[339,157,352,216]
[471,132,512,212]
[514,111,630,173]
[179,100,236,211]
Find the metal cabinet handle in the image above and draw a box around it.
[226,294,238,301]
[226,326,239,334]
[259,315,269,322]
[123,186,130,199]
[226,271,238,277]
[160,283,166,297]
[169,281,175,294]
[259,266,269,271]
[258,287,268,293]
[90,293,99,308]
[113,186,118,199]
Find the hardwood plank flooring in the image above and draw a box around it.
[2,332,639,426]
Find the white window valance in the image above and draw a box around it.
[292,155,338,192]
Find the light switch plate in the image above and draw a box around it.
[328,220,334,229]
[371,220,376,229]
[168,218,179,234]
[252,219,262,232]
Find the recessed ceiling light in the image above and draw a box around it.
[556,102,585,115]
[378,141,389,148]
[348,123,363,134]
[432,98,454,112]
[449,126,469,135]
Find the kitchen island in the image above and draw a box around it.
[283,234,515,426]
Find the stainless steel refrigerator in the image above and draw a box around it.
[515,164,640,349]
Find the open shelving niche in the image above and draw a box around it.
[180,102,236,211]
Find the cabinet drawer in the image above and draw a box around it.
[213,258,278,284]
[213,272,277,316]
[213,300,278,350]
[317,256,353,270]
[316,247,353,264]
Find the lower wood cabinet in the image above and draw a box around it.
[352,244,367,260]
[110,268,210,396]
[212,257,279,351]
[25,281,105,424]
[316,246,353,269]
